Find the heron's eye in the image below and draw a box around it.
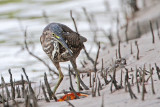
[52,33,60,39]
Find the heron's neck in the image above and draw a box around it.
[52,41,59,59]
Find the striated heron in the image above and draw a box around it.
[40,23,87,96]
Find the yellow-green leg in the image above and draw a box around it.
[52,62,64,96]
[70,59,80,92]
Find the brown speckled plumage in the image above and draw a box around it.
[40,23,87,62]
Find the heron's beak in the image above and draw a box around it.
[54,35,73,56]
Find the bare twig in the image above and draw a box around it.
[21,75,25,98]
[149,66,155,94]
[155,63,160,80]
[120,70,123,87]
[136,68,140,93]
[44,73,56,100]
[102,29,114,46]
[83,47,94,64]
[124,68,129,92]
[42,84,50,102]
[116,13,121,42]
[70,10,79,34]
[137,22,141,38]
[130,42,133,54]
[8,69,15,100]
[94,42,101,74]
[128,82,137,99]
[22,68,38,107]
[150,20,155,44]
[156,20,160,39]
[125,23,129,43]
[135,41,139,60]
[118,41,121,59]
[142,67,146,101]
[1,76,10,100]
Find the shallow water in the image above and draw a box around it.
[0,0,124,83]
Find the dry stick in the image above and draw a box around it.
[118,41,121,59]
[21,75,25,98]
[150,66,155,94]
[24,94,30,107]
[120,70,123,87]
[42,84,50,102]
[136,68,140,93]
[1,76,11,100]
[110,75,113,92]
[42,10,49,24]
[97,77,102,96]
[125,22,129,43]
[83,47,94,64]
[101,93,104,107]
[116,13,121,42]
[89,72,92,88]
[124,68,129,92]
[8,69,15,100]
[102,29,114,46]
[24,28,58,76]
[16,86,21,98]
[156,20,160,39]
[142,67,146,101]
[68,64,76,77]
[98,76,102,90]
[94,42,101,76]
[137,22,141,38]
[135,41,139,60]
[80,61,85,68]
[44,73,56,101]
[100,58,104,77]
[1,81,5,107]
[131,74,134,85]
[150,20,155,44]
[115,49,118,59]
[155,63,160,80]
[94,77,98,97]
[138,69,142,85]
[70,10,79,34]
[130,42,133,54]
[128,82,137,99]
[68,66,79,99]
[22,68,38,107]
[92,76,95,97]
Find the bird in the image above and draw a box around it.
[40,22,87,96]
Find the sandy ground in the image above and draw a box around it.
[36,27,160,107]
[1,1,160,107]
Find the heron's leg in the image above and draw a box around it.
[70,59,80,92]
[52,62,64,96]
[70,59,89,91]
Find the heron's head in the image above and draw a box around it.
[50,24,73,56]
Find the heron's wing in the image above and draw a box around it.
[59,24,74,33]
